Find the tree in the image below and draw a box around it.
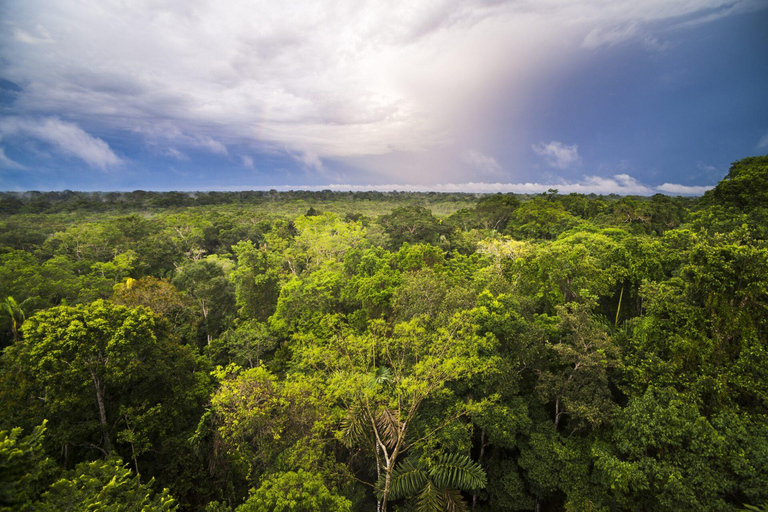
[536,301,619,432]
[378,453,486,512]
[206,320,277,368]
[236,470,351,512]
[9,300,209,474]
[297,315,497,511]
[0,422,54,508]
[704,155,768,211]
[379,206,448,248]
[173,259,235,345]
[230,241,280,322]
[35,458,177,512]
[0,297,27,343]
[112,276,199,344]
[506,197,581,240]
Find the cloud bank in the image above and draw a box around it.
[261,174,711,196]
[0,0,759,183]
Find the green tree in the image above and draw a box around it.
[297,315,497,511]
[174,259,235,345]
[236,470,351,512]
[0,297,27,343]
[704,155,768,211]
[0,422,54,509]
[230,241,280,322]
[7,300,209,475]
[35,458,176,512]
[379,206,448,248]
[378,453,486,512]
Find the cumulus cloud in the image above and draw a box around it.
[758,134,768,148]
[656,183,714,195]
[532,141,581,170]
[242,155,255,170]
[0,117,122,170]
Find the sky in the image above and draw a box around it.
[0,0,767,194]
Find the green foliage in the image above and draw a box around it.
[506,195,581,240]
[380,206,449,248]
[379,453,486,512]
[35,458,177,511]
[173,259,236,344]
[0,422,54,509]
[236,470,351,512]
[705,155,768,211]
[3,167,768,511]
[230,241,279,322]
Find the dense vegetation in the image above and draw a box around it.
[2,155,767,511]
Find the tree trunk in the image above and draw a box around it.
[90,370,111,454]
[472,429,487,511]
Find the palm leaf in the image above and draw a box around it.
[385,458,429,500]
[416,480,445,512]
[371,366,393,386]
[442,486,470,512]
[429,453,487,491]
[375,407,401,449]
[339,405,368,448]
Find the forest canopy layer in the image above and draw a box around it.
[1,155,768,512]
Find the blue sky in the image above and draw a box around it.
[1,0,766,193]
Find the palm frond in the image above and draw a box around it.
[442,486,470,512]
[387,459,429,500]
[416,480,445,512]
[741,505,768,512]
[339,405,368,448]
[372,365,393,385]
[429,453,487,491]
[376,407,401,449]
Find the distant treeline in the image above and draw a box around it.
[0,188,695,215]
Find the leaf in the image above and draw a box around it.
[339,405,368,448]
[376,407,401,449]
[386,459,429,500]
[416,480,445,512]
[429,453,487,491]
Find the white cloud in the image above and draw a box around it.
[0,147,27,169]
[0,0,758,182]
[242,155,255,170]
[254,175,701,196]
[463,150,502,176]
[197,137,228,156]
[0,117,122,170]
[758,133,768,148]
[13,26,54,45]
[582,24,640,49]
[582,23,669,52]
[294,151,324,172]
[532,141,581,170]
[656,183,714,195]
[162,147,189,161]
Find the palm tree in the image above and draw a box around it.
[1,296,26,342]
[376,453,487,512]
